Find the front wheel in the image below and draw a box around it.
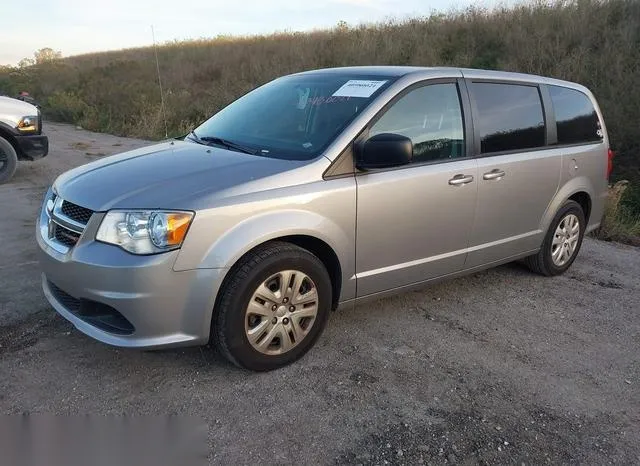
[212,242,332,371]
[525,200,586,276]
[0,136,18,184]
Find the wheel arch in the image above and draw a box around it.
[211,235,343,315]
[568,191,592,223]
[274,235,342,310]
[541,176,595,234]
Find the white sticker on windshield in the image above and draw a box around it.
[332,80,387,98]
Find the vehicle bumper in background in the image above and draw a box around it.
[36,216,225,349]
[15,133,48,160]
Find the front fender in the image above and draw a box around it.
[174,208,356,300]
[206,209,350,267]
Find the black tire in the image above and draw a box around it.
[212,241,332,371]
[0,136,18,184]
[525,200,586,276]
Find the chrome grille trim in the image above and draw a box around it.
[40,192,93,254]
[51,197,87,233]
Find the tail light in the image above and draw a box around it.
[607,148,614,180]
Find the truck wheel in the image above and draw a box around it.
[525,200,586,276]
[0,136,18,184]
[212,241,332,371]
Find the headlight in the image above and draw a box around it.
[96,210,194,254]
[17,115,39,133]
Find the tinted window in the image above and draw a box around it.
[370,83,465,163]
[193,74,395,160]
[549,85,602,145]
[471,83,545,153]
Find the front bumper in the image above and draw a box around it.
[16,133,48,160]
[36,208,225,349]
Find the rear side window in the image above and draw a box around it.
[471,82,545,154]
[549,85,603,145]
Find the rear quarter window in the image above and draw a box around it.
[549,85,603,145]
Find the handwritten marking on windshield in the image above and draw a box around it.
[308,96,352,106]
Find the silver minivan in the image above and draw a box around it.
[37,67,611,370]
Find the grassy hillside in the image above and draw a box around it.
[0,0,638,184]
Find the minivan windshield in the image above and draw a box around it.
[191,74,396,160]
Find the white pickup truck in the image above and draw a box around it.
[0,96,49,183]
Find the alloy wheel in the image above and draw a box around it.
[244,270,319,355]
[551,213,580,267]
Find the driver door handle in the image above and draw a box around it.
[448,174,474,186]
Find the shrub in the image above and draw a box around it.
[593,181,640,246]
[44,91,89,123]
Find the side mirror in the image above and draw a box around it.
[356,133,413,170]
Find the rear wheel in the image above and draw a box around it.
[525,200,585,276]
[0,136,18,184]
[212,241,332,371]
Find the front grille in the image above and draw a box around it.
[61,201,93,225]
[53,224,81,247]
[48,281,81,312]
[42,195,92,251]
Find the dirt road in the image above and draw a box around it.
[1,123,639,464]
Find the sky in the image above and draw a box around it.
[1,0,516,66]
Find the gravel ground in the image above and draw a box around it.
[1,123,639,464]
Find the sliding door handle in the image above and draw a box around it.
[483,169,506,181]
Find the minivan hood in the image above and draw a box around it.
[54,140,310,211]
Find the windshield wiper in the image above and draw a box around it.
[189,131,256,155]
[201,136,257,155]
[187,130,257,155]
